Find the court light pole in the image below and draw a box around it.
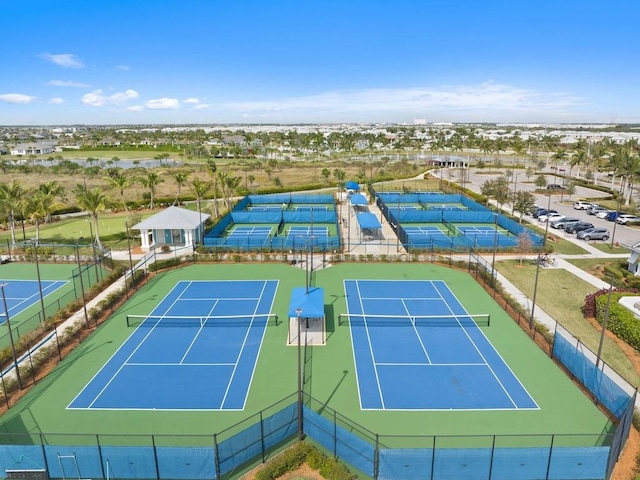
[0,283,22,389]
[490,213,499,285]
[75,242,90,328]
[31,240,46,324]
[596,279,614,369]
[125,220,135,289]
[296,307,303,440]
[529,192,552,329]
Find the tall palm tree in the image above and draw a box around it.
[190,177,212,242]
[137,172,164,209]
[103,172,130,211]
[73,185,110,247]
[0,180,25,246]
[173,172,190,206]
[36,181,66,224]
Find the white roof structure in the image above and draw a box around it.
[132,206,210,230]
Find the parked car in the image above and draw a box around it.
[546,183,564,190]
[587,205,606,216]
[604,211,619,221]
[573,201,593,210]
[616,214,640,225]
[538,212,565,224]
[551,217,581,229]
[595,210,613,219]
[577,228,610,241]
[564,222,594,234]
[533,208,557,219]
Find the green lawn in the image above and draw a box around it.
[0,212,156,252]
[496,259,640,386]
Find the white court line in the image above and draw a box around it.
[432,281,518,409]
[87,281,194,409]
[179,299,219,364]
[400,298,432,364]
[354,280,386,409]
[219,280,270,409]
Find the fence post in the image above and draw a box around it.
[151,435,160,480]
[545,434,555,480]
[373,433,379,480]
[213,433,221,480]
[259,411,266,464]
[96,435,106,480]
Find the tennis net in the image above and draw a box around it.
[126,313,278,328]
[339,313,490,327]
[441,218,457,236]
[457,227,501,236]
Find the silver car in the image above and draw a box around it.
[576,228,610,241]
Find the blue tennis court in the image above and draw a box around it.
[344,279,538,411]
[228,226,273,238]
[403,226,448,237]
[287,226,329,238]
[68,280,278,411]
[0,279,67,323]
[247,205,282,212]
[294,205,328,211]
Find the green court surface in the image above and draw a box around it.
[0,263,611,447]
[0,262,105,350]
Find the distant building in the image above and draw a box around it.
[413,118,426,125]
[10,142,55,155]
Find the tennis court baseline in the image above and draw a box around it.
[68,280,278,411]
[345,279,538,411]
[0,279,68,323]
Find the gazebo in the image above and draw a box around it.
[131,206,210,252]
[288,287,326,346]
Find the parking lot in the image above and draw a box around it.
[463,169,640,247]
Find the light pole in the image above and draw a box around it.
[125,221,135,289]
[31,240,46,324]
[511,173,520,215]
[296,307,303,440]
[75,242,90,327]
[490,214,499,285]
[529,192,552,329]
[596,280,614,369]
[0,283,22,389]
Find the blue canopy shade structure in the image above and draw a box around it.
[288,287,325,318]
[288,287,326,345]
[357,212,382,230]
[345,181,360,191]
[350,193,368,206]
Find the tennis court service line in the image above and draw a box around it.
[88,281,195,409]
[219,280,270,409]
[432,280,519,409]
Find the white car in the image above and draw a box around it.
[595,210,613,219]
[538,212,565,223]
[617,214,640,225]
[573,201,592,210]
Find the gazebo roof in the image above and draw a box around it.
[132,206,210,230]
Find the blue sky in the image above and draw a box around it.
[2,0,639,125]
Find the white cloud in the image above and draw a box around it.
[145,98,180,110]
[81,89,139,107]
[47,80,90,88]
[40,53,85,69]
[125,105,144,112]
[183,98,200,104]
[216,82,582,118]
[193,103,211,110]
[116,65,131,71]
[49,97,65,104]
[0,93,37,104]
